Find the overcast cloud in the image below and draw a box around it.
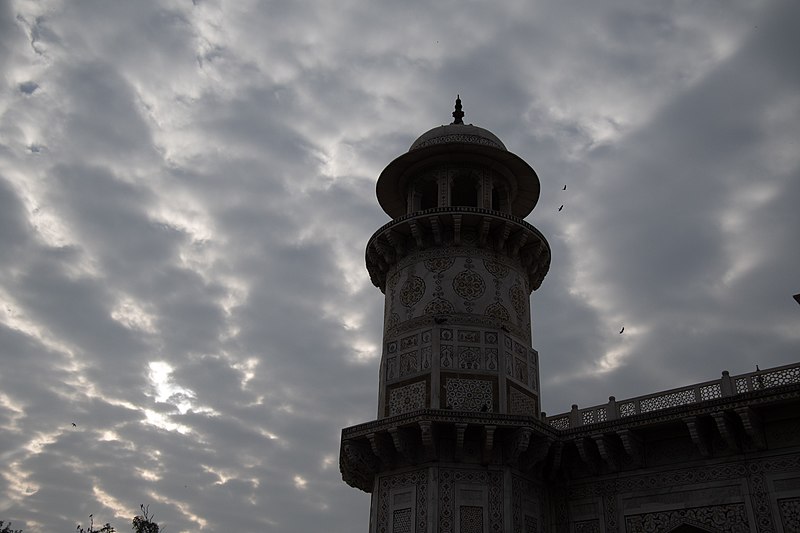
[1,0,798,531]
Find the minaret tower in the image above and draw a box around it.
[341,97,553,533]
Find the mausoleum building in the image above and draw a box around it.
[339,98,800,533]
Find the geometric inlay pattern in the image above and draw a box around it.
[388,381,426,416]
[624,503,749,533]
[445,378,493,412]
[460,506,484,533]
[412,133,504,150]
[640,388,695,413]
[574,520,599,533]
[699,383,722,401]
[509,285,527,318]
[393,508,412,533]
[779,497,800,532]
[509,387,537,416]
[378,470,427,533]
[439,469,502,533]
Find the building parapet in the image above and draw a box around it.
[546,361,800,429]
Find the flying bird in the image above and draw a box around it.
[72,422,77,427]
[558,205,564,212]
[562,185,567,190]
[619,326,625,334]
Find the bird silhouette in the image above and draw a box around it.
[619,326,625,334]
[72,422,77,427]
[562,185,567,190]
[558,205,564,212]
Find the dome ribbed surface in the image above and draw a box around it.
[409,124,506,151]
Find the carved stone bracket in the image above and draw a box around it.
[575,437,599,474]
[367,432,394,466]
[494,222,513,251]
[521,436,554,474]
[617,429,643,467]
[408,220,424,248]
[482,425,496,464]
[734,406,766,450]
[479,218,491,247]
[591,434,620,472]
[711,411,740,451]
[418,421,437,461]
[548,440,564,480]
[683,415,712,457]
[428,216,442,245]
[388,427,416,463]
[385,229,406,256]
[340,439,378,492]
[505,426,532,465]
[455,422,468,460]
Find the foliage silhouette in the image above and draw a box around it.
[131,505,160,533]
[0,521,23,533]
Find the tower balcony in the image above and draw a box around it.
[365,206,551,295]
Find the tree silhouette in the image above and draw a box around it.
[131,505,160,533]
[0,521,23,533]
[76,514,115,533]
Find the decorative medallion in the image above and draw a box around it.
[485,302,510,321]
[458,347,481,370]
[454,270,485,301]
[400,352,419,377]
[400,276,426,307]
[483,259,509,279]
[458,330,480,343]
[425,297,455,315]
[400,334,419,350]
[424,257,455,273]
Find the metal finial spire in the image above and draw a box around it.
[451,94,464,124]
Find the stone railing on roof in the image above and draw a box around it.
[546,361,800,430]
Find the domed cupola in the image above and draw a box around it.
[376,96,541,219]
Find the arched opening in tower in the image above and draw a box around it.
[491,184,510,212]
[419,179,438,210]
[451,176,478,208]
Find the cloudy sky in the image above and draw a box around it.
[1,0,798,531]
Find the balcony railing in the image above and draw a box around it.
[546,361,800,430]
